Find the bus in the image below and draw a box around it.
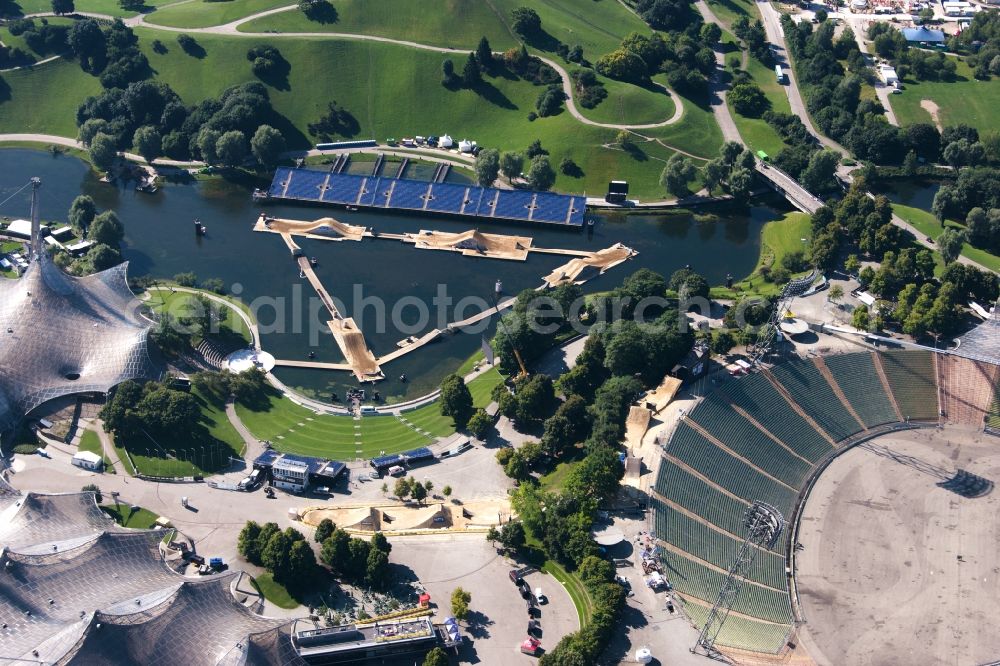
[775,65,786,83]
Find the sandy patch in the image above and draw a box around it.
[920,99,942,131]
[300,498,512,534]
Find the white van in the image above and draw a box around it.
[388,465,405,477]
[360,406,377,415]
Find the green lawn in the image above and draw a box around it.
[236,368,503,459]
[705,0,759,29]
[538,458,581,493]
[892,203,1000,273]
[575,74,676,126]
[235,0,515,48]
[890,58,1000,133]
[100,503,162,529]
[729,54,791,158]
[0,0,175,18]
[252,572,301,609]
[148,0,293,28]
[78,429,115,471]
[114,386,246,477]
[145,287,253,346]
[0,57,103,137]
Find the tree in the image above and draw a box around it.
[729,82,769,116]
[660,153,696,196]
[319,529,351,573]
[251,125,286,167]
[485,525,500,545]
[578,555,615,588]
[441,58,457,86]
[526,155,556,190]
[799,149,840,193]
[474,148,500,187]
[132,126,161,164]
[535,84,566,117]
[424,647,450,666]
[442,485,452,498]
[937,227,966,264]
[89,211,124,247]
[314,518,335,543]
[498,521,526,550]
[393,476,411,501]
[541,394,590,458]
[526,139,547,158]
[365,546,390,589]
[81,483,102,503]
[86,243,122,272]
[440,373,474,428]
[668,268,710,300]
[68,195,97,233]
[852,304,870,331]
[410,478,428,504]
[462,52,481,87]
[828,284,844,304]
[511,7,542,36]
[476,36,493,70]
[216,130,248,168]
[500,151,524,183]
[52,0,74,15]
[450,587,472,621]
[287,539,317,587]
[89,132,118,172]
[710,330,737,355]
[237,520,263,563]
[119,0,143,11]
[467,408,493,440]
[197,128,222,165]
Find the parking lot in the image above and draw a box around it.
[386,534,579,665]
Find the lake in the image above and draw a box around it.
[0,148,786,400]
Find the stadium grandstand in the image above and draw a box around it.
[652,348,999,657]
[264,167,586,227]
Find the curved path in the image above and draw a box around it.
[27,6,685,131]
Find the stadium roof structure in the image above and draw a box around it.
[0,486,304,665]
[0,179,157,440]
[955,314,999,366]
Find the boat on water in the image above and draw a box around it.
[194,219,207,236]
[252,188,269,203]
[346,205,359,211]
[299,270,306,279]
[310,257,318,267]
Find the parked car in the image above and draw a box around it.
[534,587,547,604]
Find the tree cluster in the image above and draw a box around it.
[439,373,475,428]
[53,195,124,275]
[595,29,716,93]
[100,379,202,443]
[7,18,69,57]
[238,522,317,590]
[569,69,608,109]
[493,283,585,375]
[868,23,957,81]
[702,140,757,200]
[68,19,149,89]
[317,525,393,590]
[78,79,286,166]
[733,15,772,64]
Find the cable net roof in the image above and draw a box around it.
[956,315,999,366]
[0,254,157,437]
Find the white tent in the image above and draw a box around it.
[636,647,653,664]
[440,135,454,148]
[458,139,474,153]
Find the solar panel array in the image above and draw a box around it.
[268,167,585,227]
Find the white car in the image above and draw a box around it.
[534,587,547,604]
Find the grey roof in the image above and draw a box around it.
[60,574,293,666]
[0,491,298,665]
[956,315,999,366]
[902,27,946,42]
[0,491,128,554]
[0,252,157,438]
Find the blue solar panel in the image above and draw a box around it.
[493,190,534,221]
[323,173,365,204]
[266,170,583,227]
[373,178,394,207]
[356,178,378,207]
[532,192,572,224]
[390,180,431,210]
[425,182,467,214]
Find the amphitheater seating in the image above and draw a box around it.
[938,355,999,427]
[689,395,812,488]
[389,179,431,210]
[987,387,1000,433]
[666,423,798,518]
[658,547,792,625]
[531,192,573,223]
[654,501,787,590]
[823,353,898,428]
[655,459,750,543]
[723,373,833,462]
[682,599,792,654]
[492,190,535,221]
[879,350,939,420]
[425,182,467,214]
[770,359,864,442]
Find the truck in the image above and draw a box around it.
[775,65,786,83]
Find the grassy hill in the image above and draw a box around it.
[0,26,720,197]
[0,0,175,18]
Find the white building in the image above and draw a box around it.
[878,65,899,86]
[272,456,309,492]
[72,450,104,471]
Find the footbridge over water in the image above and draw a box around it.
[754,163,825,214]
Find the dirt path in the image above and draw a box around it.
[920,99,943,131]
